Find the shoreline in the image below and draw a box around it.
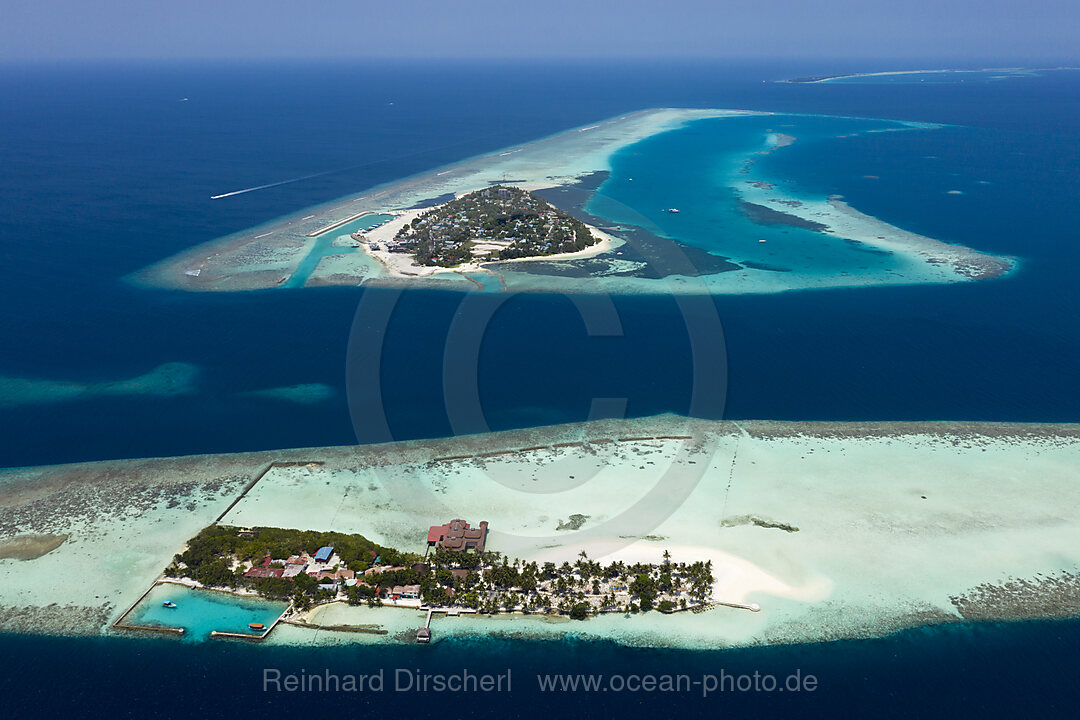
[3,416,1080,648]
[344,202,622,282]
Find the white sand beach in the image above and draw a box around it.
[3,417,1080,648]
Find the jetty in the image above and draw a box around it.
[416,606,479,643]
[307,211,374,237]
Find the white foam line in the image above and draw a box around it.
[253,231,274,239]
[210,169,336,199]
[578,125,600,132]
[437,171,451,176]
[302,215,315,220]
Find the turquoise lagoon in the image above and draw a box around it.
[585,113,944,282]
[125,583,288,641]
[285,212,395,288]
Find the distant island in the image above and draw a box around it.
[389,186,597,268]
[133,108,1015,294]
[778,67,1078,84]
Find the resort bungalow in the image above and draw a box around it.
[390,584,421,600]
[426,519,489,553]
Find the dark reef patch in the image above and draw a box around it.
[720,514,800,533]
[520,173,742,279]
[738,200,828,232]
[406,193,456,210]
[556,514,590,531]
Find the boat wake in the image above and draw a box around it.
[211,170,338,199]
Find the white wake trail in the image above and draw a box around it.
[210,170,337,199]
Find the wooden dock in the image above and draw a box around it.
[416,606,479,643]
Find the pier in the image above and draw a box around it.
[111,574,186,635]
[209,605,288,641]
[306,211,374,237]
[416,606,479,643]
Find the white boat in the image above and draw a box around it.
[162,601,177,608]
[665,208,680,213]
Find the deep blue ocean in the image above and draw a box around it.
[2,59,1079,716]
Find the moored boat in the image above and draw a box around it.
[249,622,265,630]
[162,601,177,608]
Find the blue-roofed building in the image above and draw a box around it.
[314,546,334,563]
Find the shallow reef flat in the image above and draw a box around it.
[2,416,1079,648]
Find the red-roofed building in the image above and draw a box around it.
[243,567,284,579]
[426,519,489,552]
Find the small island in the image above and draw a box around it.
[141,521,718,641]
[385,186,598,267]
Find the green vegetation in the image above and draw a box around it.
[164,525,421,610]
[394,185,596,267]
[164,526,714,621]
[418,548,714,618]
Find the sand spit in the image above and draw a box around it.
[733,175,1015,285]
[2,416,1079,648]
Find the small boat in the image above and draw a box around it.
[162,601,177,608]
[249,623,265,631]
[665,208,680,214]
